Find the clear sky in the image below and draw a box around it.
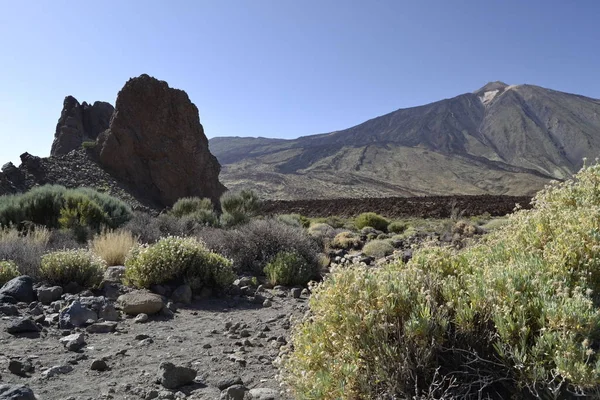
[1,0,599,165]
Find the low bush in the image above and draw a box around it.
[198,219,321,276]
[354,212,389,231]
[307,223,336,242]
[451,220,481,237]
[362,239,394,258]
[170,197,213,218]
[90,229,138,266]
[125,212,205,243]
[0,226,51,277]
[124,236,234,290]
[40,249,105,288]
[276,214,310,228]
[0,260,19,286]
[264,251,317,286]
[387,220,407,234]
[219,190,261,227]
[283,164,600,398]
[330,231,361,250]
[0,185,132,232]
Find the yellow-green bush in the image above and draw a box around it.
[90,229,138,266]
[40,249,105,288]
[354,212,389,232]
[264,251,317,286]
[362,239,394,258]
[124,236,234,290]
[170,197,213,217]
[283,164,600,398]
[330,231,361,250]
[169,197,219,227]
[0,260,19,286]
[387,220,407,234]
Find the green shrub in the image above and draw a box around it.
[124,236,234,290]
[0,260,19,286]
[170,197,213,218]
[354,212,389,231]
[0,185,132,231]
[387,221,407,234]
[330,231,361,250]
[362,239,394,258]
[307,223,336,242]
[81,140,97,149]
[283,164,600,398]
[276,214,310,228]
[264,251,317,286]
[220,211,249,228]
[219,190,260,227]
[221,190,260,215]
[59,192,109,241]
[40,249,105,288]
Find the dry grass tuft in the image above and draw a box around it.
[90,229,138,266]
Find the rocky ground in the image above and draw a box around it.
[261,194,532,219]
[0,272,308,400]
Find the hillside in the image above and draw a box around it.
[210,82,600,199]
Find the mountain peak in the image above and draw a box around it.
[474,81,509,95]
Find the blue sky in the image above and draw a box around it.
[1,0,599,165]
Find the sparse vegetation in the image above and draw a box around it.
[0,260,19,286]
[124,236,234,290]
[354,212,389,231]
[283,164,600,399]
[40,249,105,288]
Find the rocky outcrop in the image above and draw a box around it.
[97,74,225,207]
[0,150,154,212]
[50,96,114,156]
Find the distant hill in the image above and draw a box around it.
[210,82,600,199]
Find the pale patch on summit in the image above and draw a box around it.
[479,90,499,105]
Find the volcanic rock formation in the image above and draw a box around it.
[50,96,114,156]
[97,74,226,207]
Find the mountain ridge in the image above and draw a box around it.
[210,82,600,199]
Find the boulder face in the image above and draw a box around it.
[50,96,114,156]
[97,74,226,207]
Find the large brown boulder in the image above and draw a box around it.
[97,74,226,207]
[51,96,114,156]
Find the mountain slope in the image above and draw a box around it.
[210,82,600,199]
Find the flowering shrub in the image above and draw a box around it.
[264,251,317,286]
[40,249,105,288]
[283,164,600,398]
[124,236,234,290]
[0,260,19,286]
